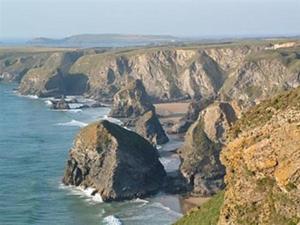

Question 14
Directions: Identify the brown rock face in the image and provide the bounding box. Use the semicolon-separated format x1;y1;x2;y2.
62;120;166;201
109;79;154;118
179;102;237;196
218;88;300;225
109;79;169;145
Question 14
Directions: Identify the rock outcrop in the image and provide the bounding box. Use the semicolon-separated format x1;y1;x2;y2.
179;102;237;196
218;87;300;225
62;120;166;201
109;79;169;145
135;110;169;145
50;97;70;110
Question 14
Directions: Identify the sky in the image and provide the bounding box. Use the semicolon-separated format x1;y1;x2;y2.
0;0;299;40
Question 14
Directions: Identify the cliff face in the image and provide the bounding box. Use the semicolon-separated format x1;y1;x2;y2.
179;102;237;196
2;41;299;106
63;120;166;201
0;52;51;82
19;51;84;97
218;87;300;225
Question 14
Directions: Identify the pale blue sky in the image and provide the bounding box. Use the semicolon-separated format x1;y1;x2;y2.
0;0;299;39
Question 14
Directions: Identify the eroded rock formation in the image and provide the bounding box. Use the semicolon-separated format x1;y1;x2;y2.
109;79;169;145
179;102;237;196
62;120;166;201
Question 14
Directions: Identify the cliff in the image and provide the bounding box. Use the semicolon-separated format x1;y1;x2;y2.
176;86;300;225
2;41;299;107
218;87;300;225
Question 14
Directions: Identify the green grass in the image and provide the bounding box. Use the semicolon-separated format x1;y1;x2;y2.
174;191;224;225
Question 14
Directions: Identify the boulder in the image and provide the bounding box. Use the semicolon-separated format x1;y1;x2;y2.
62;120;166;201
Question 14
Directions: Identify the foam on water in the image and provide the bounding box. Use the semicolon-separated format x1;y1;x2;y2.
56;119;87;127
103;215;122;225
68;103;84;109
25;94;39;99
151;202;183;217
44;100;53;106
159;154;181;172
59;184;103;203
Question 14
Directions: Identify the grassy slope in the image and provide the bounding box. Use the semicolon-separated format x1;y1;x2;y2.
175;191;224;225
229;85;300;139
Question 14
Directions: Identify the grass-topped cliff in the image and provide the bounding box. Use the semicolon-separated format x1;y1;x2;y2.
1;39;300;105
176;86;300;225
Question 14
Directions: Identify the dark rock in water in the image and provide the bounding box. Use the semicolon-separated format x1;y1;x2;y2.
171;97;214;134
50;97;70;110
62;120;166;201
109;79;169;145
90;102;107;108
179;102;237;196
77;104;90;109
109;79;154;118
135;110;169;145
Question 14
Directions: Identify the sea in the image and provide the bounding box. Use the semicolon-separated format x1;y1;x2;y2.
0;83;183;225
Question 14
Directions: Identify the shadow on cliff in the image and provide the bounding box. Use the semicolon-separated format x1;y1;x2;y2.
63;73;89;95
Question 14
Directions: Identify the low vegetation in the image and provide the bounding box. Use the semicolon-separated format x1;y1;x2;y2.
174;191;224;225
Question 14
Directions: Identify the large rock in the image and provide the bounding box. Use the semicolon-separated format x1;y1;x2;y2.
109;79;169;145
62;120;166;201
179;102;237;196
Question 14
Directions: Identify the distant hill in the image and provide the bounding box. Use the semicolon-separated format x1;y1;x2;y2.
27;34;180;48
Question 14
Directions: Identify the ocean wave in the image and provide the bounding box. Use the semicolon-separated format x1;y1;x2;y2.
59;184;103;203
56;120;87;127
151;202;183;217
103;215;122;225
44;100;53;106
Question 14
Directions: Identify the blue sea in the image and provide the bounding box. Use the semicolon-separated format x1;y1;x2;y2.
0;83;182;225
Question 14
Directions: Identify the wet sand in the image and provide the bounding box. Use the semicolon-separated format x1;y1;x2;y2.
179;195;211;213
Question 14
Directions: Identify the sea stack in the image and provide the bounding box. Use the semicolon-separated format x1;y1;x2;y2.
109;79;169;145
62;120;166;201
179;102;237;196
